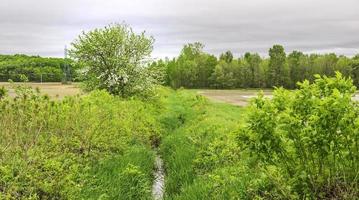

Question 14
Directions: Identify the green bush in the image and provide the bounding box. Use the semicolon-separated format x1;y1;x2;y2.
0;86;6;99
160;75;359;199
240;72;359;199
0;86;161;199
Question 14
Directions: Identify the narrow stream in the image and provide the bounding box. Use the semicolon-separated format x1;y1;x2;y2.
152;154;165;200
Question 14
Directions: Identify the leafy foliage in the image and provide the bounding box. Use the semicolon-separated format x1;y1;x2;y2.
166;43;218;89
1;73;358;199
152;43;359;89
0;54;77;82
0;86;6;99
240;72;359;199
70;23;156;97
158;74;358;199
0;85;162;199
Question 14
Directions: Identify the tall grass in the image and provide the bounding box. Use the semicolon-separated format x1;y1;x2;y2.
2;79;357;199
0;85;161;199
158;89;247;199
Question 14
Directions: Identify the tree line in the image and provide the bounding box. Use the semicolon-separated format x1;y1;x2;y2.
150;43;359;89
0;54;78;82
2;41;359;90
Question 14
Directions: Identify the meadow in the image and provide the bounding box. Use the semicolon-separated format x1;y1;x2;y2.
0;83;161;199
1;23;358;200
0;82;250;199
1;73;358;199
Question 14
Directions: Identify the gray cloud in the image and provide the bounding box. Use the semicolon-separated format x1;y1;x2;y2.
0;0;358;58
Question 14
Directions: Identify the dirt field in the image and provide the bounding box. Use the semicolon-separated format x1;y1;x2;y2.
0;82;82;99
197;89;359;106
3;84;359;105
197;89;273;106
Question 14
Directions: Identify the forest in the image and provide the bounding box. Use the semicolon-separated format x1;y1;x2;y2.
151;43;359;89
0;54;77;82
2;43;359;91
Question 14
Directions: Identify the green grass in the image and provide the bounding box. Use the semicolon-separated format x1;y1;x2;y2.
158;74;359;199
158;89;248;199
0;86;161;199
80;146;155;200
3;84;356;199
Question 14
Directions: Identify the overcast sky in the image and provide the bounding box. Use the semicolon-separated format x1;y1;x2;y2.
1;0;359;58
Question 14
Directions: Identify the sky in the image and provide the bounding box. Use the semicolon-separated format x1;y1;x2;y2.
1;0;359;58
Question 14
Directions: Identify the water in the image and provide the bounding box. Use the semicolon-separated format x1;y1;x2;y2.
152;154;165;200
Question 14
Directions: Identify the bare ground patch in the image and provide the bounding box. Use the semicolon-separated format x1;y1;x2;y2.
0;82;82;99
197;89;359;106
196;89;273;106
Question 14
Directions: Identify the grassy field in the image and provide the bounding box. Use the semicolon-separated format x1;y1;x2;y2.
158;89;249;199
1;86;250;199
1;82;358;199
0;82;82;99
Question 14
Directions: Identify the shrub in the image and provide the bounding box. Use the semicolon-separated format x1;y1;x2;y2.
0;86;6;99
240;72;359;199
0;86;161;199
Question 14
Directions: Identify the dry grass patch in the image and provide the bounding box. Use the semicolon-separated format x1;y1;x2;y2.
0;82;82;99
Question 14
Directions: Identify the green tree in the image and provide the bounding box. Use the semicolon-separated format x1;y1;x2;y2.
335;56;352;77
196;54;217;88
313;53;338;77
211;60;239;88
268;45;288;87
288;50;305;88
243;53;263;88
146;43;359;90
219;51;234;63
148;59;168;85
0;54;74;82
70;23;155;97
170;43;204;88
351;56;359;87
168;43;217;88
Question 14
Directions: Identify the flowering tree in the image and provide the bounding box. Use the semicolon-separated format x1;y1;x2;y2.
70;23;156;97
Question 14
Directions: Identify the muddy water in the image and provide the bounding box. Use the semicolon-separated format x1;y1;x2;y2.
152;154;165;200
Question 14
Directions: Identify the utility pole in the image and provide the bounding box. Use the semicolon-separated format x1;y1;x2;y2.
63;45;71;84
